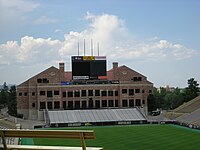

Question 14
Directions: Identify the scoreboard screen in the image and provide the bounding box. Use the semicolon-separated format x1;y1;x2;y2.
72;56;107;80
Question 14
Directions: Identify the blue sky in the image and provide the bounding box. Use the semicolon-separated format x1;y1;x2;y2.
0;0;199;87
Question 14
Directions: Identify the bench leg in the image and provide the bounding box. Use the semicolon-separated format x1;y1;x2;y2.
0;131;7;150
80;133;86;150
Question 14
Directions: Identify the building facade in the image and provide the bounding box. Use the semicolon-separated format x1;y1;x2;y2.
17;62;153;120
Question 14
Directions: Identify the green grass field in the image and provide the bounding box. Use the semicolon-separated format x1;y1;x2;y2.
22;125;200;150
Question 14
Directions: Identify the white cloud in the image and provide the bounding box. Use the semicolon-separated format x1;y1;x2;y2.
33;16;58;25
0;12;198;67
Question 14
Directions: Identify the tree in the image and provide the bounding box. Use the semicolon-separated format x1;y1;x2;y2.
7;85;17;116
183;78;199;102
0;82;9;107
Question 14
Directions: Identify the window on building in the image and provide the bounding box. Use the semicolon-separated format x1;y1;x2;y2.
101;91;107;96
108;91;113;96
142;90;145;93
135;89;140;93
68;101;73;109
54;90;59;95
37;79;42;83
88;90;93;96
102;100;107;107
74;91;80;97
40;91;45;96
47;91;52;98
95;100;100;108
54;101;60;109
142;100;145;105
122;99;128;107
136;99;141;106
40;102;46;109
62;92;66;97
63;101;66;109
67;91;73;97
115;100;118;107
42;78;49;83
95;90;100;96
19;92;22;96
129;89;134;95
129;99;134;107
32;103;35;108
115;91;118;96
81;90;86;97
32;92;35;96
108;100;114;107
149;90;152;93
132;77;142;82
24;92;28;96
75;101;80;108
122;89;127;94
89;98;93;108
82;101;87;108
47;102;52;109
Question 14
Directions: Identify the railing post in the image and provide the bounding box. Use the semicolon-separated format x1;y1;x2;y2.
0;130;7;150
80;132;86;150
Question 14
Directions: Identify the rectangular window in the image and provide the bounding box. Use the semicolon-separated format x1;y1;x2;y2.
67;91;73;97
95;90;100;96
37;79;42;83
135;89;140;93
142;90;145;93
142;100;145;105
24;92;28;96
47;102;52;109
75;101;80;108
89;98;93;108
54;101;60;109
68;101;73;109
122;99;128;107
81;90;87;97
40;91;45;96
149;90;152;93
122;89;127;94
19;92;22;96
115;91;118;96
82;101;87;108
74;91;80;97
132;77;142;81
136;99;141;106
63;101;66;109
102;100;107;107
32;103;35;108
47;91;52;98
40;102;46;109
95;100;100;108
54;90;59;95
42;78;49;83
129;89;134;95
32;92;35;96
108;91;113;96
129;99;134;107
88;90;93;96
101;91;107;96
62;92;66;97
115;100;118;107
108;100;114;107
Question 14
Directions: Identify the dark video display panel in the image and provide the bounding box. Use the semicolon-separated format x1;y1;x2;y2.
72;56;106;80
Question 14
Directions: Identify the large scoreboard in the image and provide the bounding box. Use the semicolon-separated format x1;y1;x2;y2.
72;56;107;80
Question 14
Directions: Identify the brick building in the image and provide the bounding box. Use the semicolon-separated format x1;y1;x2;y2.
17;61;153;121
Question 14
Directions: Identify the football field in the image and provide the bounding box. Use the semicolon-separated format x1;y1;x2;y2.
22;124;200;150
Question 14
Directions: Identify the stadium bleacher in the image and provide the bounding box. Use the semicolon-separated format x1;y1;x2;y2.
48;108;146;127
166;95;200;127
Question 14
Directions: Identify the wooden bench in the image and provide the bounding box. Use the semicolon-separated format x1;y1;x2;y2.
0;129;104;150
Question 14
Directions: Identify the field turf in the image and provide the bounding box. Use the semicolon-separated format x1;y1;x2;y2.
22;125;200;150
